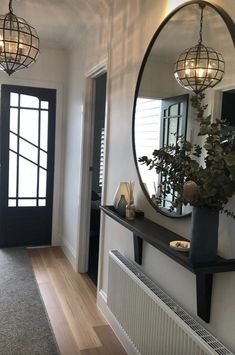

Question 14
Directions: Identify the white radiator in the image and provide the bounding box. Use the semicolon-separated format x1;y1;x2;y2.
107;250;232;355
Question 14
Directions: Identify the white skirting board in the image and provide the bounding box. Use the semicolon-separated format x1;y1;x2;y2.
61;238;77;270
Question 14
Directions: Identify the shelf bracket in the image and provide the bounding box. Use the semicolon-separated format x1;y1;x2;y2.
196;273;213;323
133;234;143;265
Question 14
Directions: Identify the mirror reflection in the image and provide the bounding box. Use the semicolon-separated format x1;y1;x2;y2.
133;2;235;217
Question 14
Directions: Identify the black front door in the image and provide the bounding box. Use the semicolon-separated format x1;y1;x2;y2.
0;85;56;247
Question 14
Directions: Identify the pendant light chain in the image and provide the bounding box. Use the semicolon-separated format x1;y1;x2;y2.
9;0;13;13
198;5;204;44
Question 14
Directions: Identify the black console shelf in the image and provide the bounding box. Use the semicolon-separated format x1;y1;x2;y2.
101;205;235;323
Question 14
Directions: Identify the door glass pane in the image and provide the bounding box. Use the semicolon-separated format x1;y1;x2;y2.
38;199;46;206
20;94;39;109
40;111;48;151
9;133;17;151
169;103;178;117
10;108;18;133
10;93;19;107
8;199;17;207
20;109;39;145
40;151;47;169
18;199;37;207
19;139;38;163
164;119;168;146
18;157;37;197
179;102;183;115
168;117;178;145
164;199;172;210
179;117;183;136
41;101;49;109
169;117;178;135
8;151;17;197
39;168;47;197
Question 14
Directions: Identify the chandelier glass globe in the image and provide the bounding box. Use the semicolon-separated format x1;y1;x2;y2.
0;0;39;76
174;4;225;94
174;43;225;94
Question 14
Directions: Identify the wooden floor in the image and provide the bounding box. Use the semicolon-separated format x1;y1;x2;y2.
28;247;126;355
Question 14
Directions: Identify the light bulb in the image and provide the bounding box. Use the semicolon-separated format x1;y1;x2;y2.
19;43;23;55
185;68;191;76
196;68;204;78
0;36;3;52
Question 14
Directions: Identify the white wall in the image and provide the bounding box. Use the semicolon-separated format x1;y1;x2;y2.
61;15;110;267
139;56;183;98
62;0;235;352
0;47;68;245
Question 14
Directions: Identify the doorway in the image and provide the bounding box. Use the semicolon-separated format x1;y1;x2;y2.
87;73;107;285
0;85;56;247
221;90;235;128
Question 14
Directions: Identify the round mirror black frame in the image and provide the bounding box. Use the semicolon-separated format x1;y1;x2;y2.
132;0;235;218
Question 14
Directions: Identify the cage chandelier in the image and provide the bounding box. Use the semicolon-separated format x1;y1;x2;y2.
174;3;225;94
0;0;39;76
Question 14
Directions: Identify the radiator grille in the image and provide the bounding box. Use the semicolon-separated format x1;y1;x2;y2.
107;250;233;355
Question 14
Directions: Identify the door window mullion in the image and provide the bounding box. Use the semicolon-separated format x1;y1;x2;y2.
9;149;47;171
36;105;41;207
9;130;47;153
16;106;20;207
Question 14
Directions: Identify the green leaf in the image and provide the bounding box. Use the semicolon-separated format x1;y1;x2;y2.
224;153;235;166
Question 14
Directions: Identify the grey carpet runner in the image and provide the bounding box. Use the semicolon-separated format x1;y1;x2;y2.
0;248;60;355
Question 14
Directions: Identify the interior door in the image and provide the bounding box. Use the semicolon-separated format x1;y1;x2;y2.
0;85;56;247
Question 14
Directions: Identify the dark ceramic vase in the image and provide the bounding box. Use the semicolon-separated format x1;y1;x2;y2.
117;194;127;217
189;207;219;265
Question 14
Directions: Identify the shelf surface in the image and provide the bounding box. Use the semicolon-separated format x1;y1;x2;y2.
101;205;235;274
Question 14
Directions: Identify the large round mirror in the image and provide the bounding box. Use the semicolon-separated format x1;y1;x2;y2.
132;0;235;218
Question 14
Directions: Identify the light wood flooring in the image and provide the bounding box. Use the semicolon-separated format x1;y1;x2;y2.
28;247;127;355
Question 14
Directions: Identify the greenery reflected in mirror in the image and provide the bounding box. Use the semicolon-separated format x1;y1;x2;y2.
133;1;235;218
139;92;235;218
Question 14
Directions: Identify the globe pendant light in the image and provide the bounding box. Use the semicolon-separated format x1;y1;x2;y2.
174;3;225;94
0;0;39;76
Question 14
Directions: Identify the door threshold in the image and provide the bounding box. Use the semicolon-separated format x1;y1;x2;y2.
27;245;52;249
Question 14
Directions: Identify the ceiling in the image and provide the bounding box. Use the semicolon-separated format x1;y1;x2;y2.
150;3;234;61
0;0;111;49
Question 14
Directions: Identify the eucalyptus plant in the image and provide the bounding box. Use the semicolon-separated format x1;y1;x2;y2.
139;93;235;216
